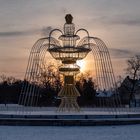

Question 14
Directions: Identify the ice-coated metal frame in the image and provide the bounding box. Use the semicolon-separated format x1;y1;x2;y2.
18;16;121;111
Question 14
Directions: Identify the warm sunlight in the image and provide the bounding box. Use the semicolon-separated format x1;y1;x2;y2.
77;60;85;72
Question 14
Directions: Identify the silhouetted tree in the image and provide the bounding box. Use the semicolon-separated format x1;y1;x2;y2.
76;77;96;107
126;55;140;106
38;64;62;106
0;75;22;104
0;70;97;107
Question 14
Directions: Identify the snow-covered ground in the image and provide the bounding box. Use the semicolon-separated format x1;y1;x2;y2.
0;104;140;115
0;125;140;140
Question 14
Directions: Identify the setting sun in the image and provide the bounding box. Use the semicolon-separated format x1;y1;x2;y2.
77;60;85;72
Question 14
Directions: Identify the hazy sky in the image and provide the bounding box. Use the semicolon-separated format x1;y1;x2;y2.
0;0;140;79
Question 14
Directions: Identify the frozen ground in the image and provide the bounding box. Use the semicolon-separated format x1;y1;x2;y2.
0;125;140;140
0;104;140;115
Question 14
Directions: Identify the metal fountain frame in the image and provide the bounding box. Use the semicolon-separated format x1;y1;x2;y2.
18;14;121;111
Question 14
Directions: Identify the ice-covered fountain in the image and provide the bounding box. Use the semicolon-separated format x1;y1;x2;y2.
18;14;121;112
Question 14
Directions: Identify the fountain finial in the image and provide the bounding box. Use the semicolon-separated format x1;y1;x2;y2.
65;14;73;24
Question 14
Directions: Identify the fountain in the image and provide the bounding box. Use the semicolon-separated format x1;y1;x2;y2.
18;14;121;112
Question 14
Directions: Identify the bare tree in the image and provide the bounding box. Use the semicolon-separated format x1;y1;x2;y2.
39;63;62;89
0;74;17;85
126;55;140;80
126;55;140;106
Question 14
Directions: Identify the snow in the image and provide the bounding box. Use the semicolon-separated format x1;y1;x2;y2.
0;125;140;140
1;104;140;115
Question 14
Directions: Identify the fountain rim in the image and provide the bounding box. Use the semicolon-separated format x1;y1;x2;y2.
48;46;91;53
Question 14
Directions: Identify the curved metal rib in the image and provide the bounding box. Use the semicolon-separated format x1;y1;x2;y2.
81;37;121;108
18;37;60;106
91;37;121;107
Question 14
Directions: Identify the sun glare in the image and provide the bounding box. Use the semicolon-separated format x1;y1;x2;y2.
77;60;85;72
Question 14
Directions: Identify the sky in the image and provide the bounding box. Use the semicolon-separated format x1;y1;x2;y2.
0;0;140;79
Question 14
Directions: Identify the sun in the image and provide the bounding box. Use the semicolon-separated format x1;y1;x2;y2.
76;60;85;72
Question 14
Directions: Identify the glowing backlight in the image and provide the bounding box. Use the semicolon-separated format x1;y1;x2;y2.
77;60;85;72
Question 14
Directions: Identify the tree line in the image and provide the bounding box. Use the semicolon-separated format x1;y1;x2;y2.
0;55;140;107
0;74;96;107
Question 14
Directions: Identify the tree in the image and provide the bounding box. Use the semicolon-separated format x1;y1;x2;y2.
38;63;62;106
76;77;96;107
0;75;22;104
118;76;133;105
83;78;96;106
0;68;97;107
126;55;140;106
0;75;17;85
126;55;140;80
